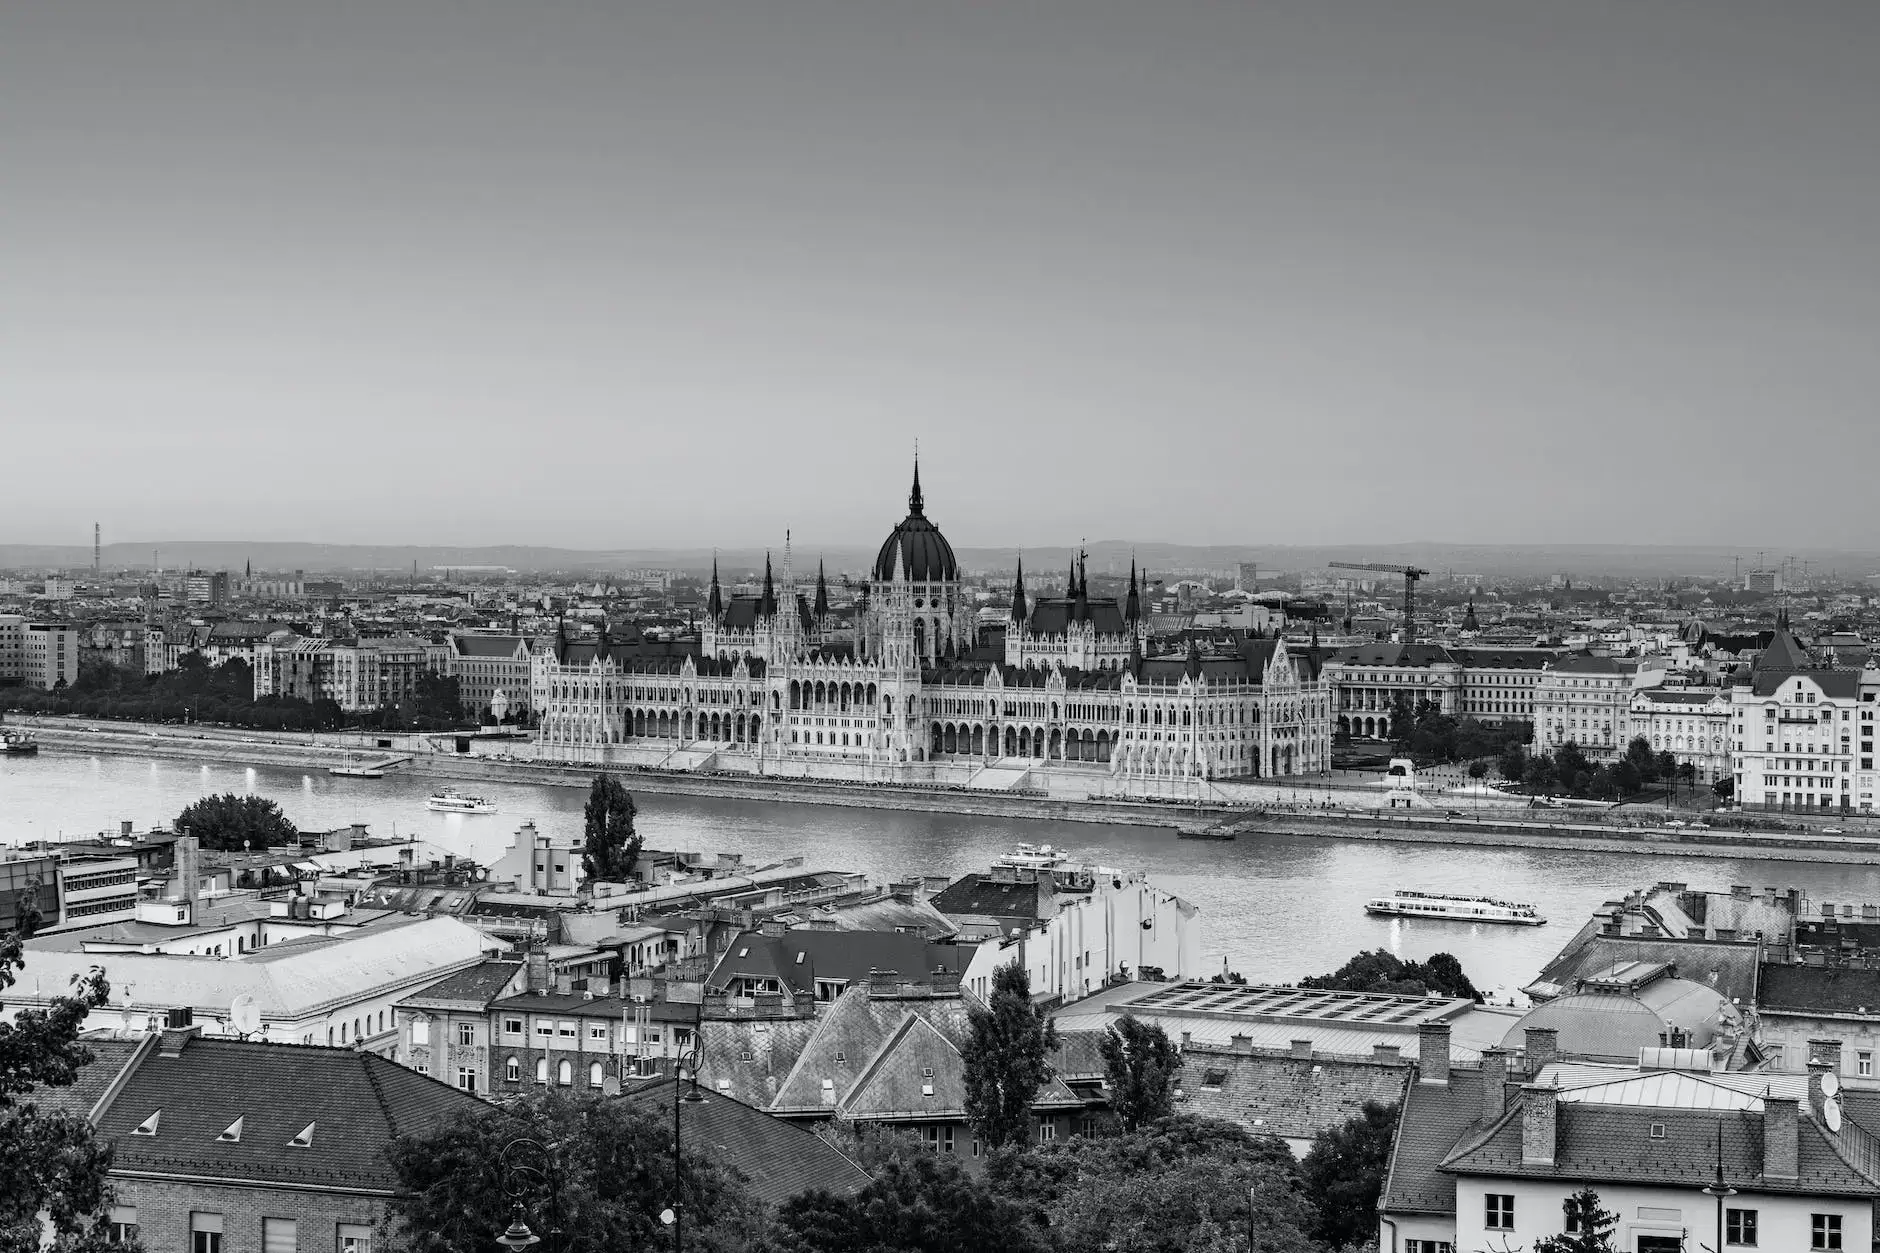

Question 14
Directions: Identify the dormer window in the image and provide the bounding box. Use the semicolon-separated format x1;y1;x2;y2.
288;1123;315;1149
132;1111;160;1136
217;1116;244;1143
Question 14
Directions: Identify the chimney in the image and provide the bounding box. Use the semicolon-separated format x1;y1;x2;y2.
1807;1055;1835;1122
120;820;133;838
758;918;787;938
175;834;201;917
588;977;611;997
868;968;901;997
1524;1026;1559;1077
525;947;551;993
1373;1044;1402;1064
1481;1049;1510;1122
1809;1038;1843;1085
932;968;962;995
1520;1086;1557;1166
158;1024;202;1057
1418;1023;1451;1086
1763;1096;1799;1180
1179;1031;1191;1050
555;974;574;996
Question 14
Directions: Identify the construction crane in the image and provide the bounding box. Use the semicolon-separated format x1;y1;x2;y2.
1329;561;1431;644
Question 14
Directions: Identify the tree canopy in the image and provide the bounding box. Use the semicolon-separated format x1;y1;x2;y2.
580;775;642;883
1300;949;1482;1002
1099;1015;1177;1132
964;960;1060;1151
1299;1101;1398;1250
1533;1187;1620;1253
174;793;299;852
0;899;133;1253
770;1152;1041;1253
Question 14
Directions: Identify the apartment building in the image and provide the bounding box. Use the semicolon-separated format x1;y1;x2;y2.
1532;655;1667;760
23;621;80;690
1729;617;1869;813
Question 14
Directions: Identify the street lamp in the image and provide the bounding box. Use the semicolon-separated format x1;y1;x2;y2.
495;1208;540;1252
498;1137;564;1253
665;1014;708;1253
1701;1126;1737;1253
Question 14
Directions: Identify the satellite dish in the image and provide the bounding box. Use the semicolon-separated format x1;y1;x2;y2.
229;994;261;1037
1825;1095;1843;1132
1822;1070;1841;1097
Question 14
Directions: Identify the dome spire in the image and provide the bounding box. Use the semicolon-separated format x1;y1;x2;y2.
909;448;925;516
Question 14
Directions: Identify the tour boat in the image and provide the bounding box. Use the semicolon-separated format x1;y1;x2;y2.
1364;890;1546;926
329;765;386;778
993;843;1067;871
2;730;39;756
426;788;497;814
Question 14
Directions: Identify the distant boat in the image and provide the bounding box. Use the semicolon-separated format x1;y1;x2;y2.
329;765;385;778
993;843;1067;871
1365;890;1545;926
1179;829;1236;841
426;788;497;814
2;730;39;756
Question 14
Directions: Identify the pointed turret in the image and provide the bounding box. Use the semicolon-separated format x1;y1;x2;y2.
814;559;829;618
595;616;610;662
706;556;724;621
1186;635;1203;679
1462;600;1480;633
554;615;569;662
908;455;925;517
1125;558;1141;623
760;553;777;618
1010;554;1028;625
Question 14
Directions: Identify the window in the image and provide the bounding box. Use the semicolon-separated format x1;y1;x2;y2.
1485;1194;1514;1230
1812;1213;1842;1250
590;1062;605;1088
191;1213;224;1253
456;1067;477;1092
263;1218;298;1253
1038;1119;1057;1143
505;1056;521;1082
337;1224;373;1253
1405;1243;1453;1253
106;1207;137;1245
1860;1052;1873;1079
410;1018;429;1046
457;1022;475;1046
502;1017;524;1036
558;1060;573;1086
1726;1208;1758;1247
589;1024;609;1042
535;1020;554;1040
558;1020;577;1039
535;1057;548;1084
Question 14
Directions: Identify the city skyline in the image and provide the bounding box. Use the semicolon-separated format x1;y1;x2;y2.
5;0;1878;549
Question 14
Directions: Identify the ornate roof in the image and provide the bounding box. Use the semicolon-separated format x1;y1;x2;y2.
872;458;958;584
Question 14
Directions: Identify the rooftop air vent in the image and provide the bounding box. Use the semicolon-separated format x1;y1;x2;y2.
132;1111;160;1136
288;1122;315;1149
217;1116;244;1143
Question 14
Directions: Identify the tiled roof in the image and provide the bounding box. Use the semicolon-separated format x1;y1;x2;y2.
1756;628;1814;673
1025;599;1128;637
94;1034;484;1193
699;1014;821;1108
621;1079;871;1206
704;930;966;998
842;1013;969;1119
1179;1049;1410;1141
397;958;524;1009
1759;963;1880;1016
1325;644;1458;669
27;1035;151;1121
1448;648;1563;670
1749;669;1861;698
930;874;1050;922
1380;1067;1486;1215
771;989;977;1113
451;634;531;659
1527;934;1762;1007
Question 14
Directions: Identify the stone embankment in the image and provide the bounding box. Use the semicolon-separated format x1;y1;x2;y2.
24;719;1880;864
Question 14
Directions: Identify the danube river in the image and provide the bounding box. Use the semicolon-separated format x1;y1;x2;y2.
6;748;1878;998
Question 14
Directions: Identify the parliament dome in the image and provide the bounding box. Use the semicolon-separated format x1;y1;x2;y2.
873;461;958;584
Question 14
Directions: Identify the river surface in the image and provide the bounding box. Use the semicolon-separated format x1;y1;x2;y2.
5;747;1877;1000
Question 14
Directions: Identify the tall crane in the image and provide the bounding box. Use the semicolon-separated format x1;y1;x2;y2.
1329;561;1430;644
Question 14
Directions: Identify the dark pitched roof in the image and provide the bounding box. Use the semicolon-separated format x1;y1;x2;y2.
1180;1049;1410;1141
94;1033;485;1193
1025;598;1128;637
705;930;967;998
397;958;524;1010
1757;626;1814;673
1449;647;1566;670
30;1035;150;1121
1326;643;1457;669
1758;963;1880;1016
1380;1068;1486;1215
1528;935;1762;1007
451;634;531;659
1749;668;1861;698
621;1079;871;1206
929;874;1051;923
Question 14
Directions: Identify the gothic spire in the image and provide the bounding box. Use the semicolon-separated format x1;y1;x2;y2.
908;453;925;517
1125;557;1141;622
1186;634;1203;679
814;559;829;618
1010;554;1028;625
761;552;776;617
706;555;724;621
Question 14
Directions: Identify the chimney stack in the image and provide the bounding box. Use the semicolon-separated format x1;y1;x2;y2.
1807;1056;1835;1122
1418;1023;1452;1086
1281;1037;1305;1058
1481;1049;1510;1122
1763;1096;1800;1180
175;834;201;918
1520;1086;1557;1166
1524;1026;1559;1077
1809;1038;1844;1085
525;947;551;994
1373;1044;1402;1064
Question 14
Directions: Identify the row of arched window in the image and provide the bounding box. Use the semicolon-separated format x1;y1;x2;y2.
504;1056;606;1088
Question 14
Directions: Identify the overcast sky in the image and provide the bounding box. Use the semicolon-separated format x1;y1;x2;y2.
3;1;1875;551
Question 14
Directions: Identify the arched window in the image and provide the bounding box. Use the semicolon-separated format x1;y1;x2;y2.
590;1062;605;1089
536;1058;548;1084
558;1060;573;1086
506;1056;521;1083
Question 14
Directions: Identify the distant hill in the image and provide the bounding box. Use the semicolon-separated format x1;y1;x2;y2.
5;539;1878;582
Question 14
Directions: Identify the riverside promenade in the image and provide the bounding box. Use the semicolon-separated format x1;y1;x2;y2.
17;716;1880;865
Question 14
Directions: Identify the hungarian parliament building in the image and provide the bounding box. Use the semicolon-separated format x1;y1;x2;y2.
531;465;1332;784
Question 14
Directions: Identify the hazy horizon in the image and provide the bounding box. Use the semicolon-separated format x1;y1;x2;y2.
5;1;1876;549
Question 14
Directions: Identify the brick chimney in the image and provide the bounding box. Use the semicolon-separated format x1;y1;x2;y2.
1418;1023;1451;1086
1809;1038;1844;1082
158;1024;202;1057
1524;1026;1559;1077
1520;1086;1557;1166
174;834;201;918
1281;1037;1304;1058
1763;1096;1799;1181
525;946;551;994
1481;1049;1510;1121
868;968;902;997
1373;1044;1401;1063
1807;1058;1833;1122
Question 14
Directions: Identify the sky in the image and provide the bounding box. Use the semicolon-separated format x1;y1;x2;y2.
3;0;1876;552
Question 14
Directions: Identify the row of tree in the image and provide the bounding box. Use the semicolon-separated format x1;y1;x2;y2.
1499;735;1707;802
1382;698;1533;765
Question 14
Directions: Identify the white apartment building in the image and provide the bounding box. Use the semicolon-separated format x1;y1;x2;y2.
959;870;1203;1003
1729;622;1867;813
449;633;537;719
23;622;80;690
1628;687;1733;785
1532;655;1667;760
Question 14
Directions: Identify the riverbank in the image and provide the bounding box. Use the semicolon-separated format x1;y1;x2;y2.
21;719;1880;864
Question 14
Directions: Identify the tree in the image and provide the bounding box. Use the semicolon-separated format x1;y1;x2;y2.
1099;1015;1177;1132
1614;758;1642;795
1467;758;1489;779
1499;742;1528;784
0;895;132;1253
1300;1101;1398;1250
1301;949;1482;1003
580;775;642;883
1532;1186;1620;1253
174;793;298;852
964;960;1059;1151
770;1152;1042;1253
384;1089;760;1253
1525;754;1558;793
1713;775;1735;800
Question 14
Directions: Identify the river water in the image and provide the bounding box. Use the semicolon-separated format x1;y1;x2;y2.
5;748;1877;1000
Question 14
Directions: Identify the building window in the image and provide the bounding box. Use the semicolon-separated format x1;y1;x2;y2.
191;1213;224;1253
337;1224;373;1253
106;1207;137;1245
1860;1052;1873;1078
457;1022;476;1046
1485;1194;1515;1230
590;1062;604;1089
535;1057;548;1084
410;1018;429;1046
1726;1208;1758;1247
558;1060;574;1086
262;1218;298;1253
506;1056;521;1083
1812;1214;1842;1250
503;1017;524;1036
1405;1243;1454;1253
456;1067;477;1092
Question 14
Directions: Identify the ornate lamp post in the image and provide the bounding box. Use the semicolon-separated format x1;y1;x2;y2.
496;1136;565;1253
1701;1126;1737;1253
663;1016;708;1253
